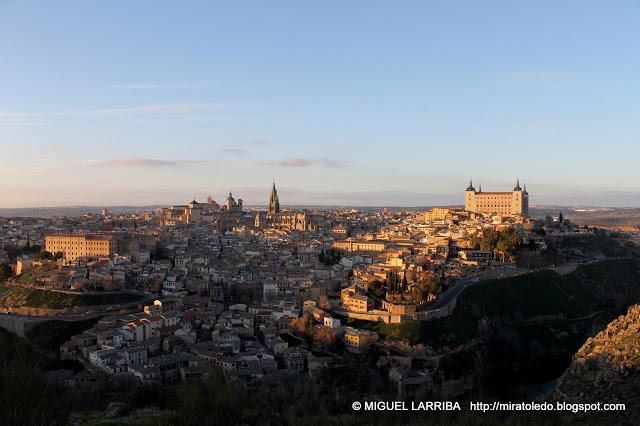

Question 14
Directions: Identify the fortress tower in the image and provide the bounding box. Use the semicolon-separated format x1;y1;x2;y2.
465;178;529;216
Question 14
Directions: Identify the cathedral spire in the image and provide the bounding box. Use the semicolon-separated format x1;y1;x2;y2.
514;178;522;191
269;180;280;214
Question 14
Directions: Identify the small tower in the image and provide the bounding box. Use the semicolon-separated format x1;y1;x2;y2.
269;181;280;214
466;178;475;192
511;178;526;215
513;178;522;191
224;191;236;211
465;179;476;212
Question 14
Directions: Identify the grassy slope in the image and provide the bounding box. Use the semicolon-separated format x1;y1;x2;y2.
420;258;640;347
0;284;143;309
351;258;640;349
70;410;172;426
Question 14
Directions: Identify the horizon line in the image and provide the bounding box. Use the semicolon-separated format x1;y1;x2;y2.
0;203;635;210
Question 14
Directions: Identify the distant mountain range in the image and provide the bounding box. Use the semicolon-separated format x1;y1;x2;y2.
0;206;167;218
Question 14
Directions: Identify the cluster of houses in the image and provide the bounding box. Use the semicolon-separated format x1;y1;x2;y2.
2;203;611;400
57;294;381;388
325;207;573;320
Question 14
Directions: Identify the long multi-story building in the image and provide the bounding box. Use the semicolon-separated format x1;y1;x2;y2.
332;239;386;252
424;208;451;222
45;234;115;261
464;179;529;216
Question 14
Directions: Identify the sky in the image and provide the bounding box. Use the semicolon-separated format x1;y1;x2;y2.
0;1;639;208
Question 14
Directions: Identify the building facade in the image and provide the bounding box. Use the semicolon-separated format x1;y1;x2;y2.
161;199;204;224
332;239;386;252
45;234;116;261
464;179;529;216
341;287;370;312
424;208;451;222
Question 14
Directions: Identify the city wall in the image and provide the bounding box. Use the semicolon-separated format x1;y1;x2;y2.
0;314;46;337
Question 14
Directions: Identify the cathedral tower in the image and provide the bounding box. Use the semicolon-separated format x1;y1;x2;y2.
269;181;280;214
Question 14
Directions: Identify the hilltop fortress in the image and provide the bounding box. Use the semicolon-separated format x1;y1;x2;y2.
465;179;529;216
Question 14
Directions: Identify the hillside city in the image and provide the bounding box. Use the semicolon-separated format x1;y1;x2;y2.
2;178;639;421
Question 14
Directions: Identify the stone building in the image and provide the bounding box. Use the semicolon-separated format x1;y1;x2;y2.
161;199;204;224
45;234;115;261
223;192;243;213
464;179;529;216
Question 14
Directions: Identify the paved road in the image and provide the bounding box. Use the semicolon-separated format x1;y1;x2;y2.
428;267;528;311
420;256;612;318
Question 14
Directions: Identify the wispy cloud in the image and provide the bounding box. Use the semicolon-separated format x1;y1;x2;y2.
0;112;31;120
51;102;242;117
0;111;42;126
0;101;261;125
278;158;312;167
81;157;207;168
274;157;348;168
128;116;234;125
317;157;349;168
111;81;213;91
252;140;270;146
219;148;246;155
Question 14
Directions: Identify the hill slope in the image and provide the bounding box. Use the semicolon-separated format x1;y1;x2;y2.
421;258;640;347
0;284;144;309
552;304;640;423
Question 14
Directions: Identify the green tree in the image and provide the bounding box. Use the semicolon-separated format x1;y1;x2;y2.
368;280;386;299
319;248;341;266
397;320;421;344
168;369;255;425
474;228;521;258
0;263;12;282
0;329;71;426
35;251;59;261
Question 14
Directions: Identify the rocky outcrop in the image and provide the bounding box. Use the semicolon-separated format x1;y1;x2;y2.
552;304;640;422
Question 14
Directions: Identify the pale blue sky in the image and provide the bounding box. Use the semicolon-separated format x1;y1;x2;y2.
1;1;639;207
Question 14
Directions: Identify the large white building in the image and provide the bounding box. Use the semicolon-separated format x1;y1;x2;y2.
464;179;529;216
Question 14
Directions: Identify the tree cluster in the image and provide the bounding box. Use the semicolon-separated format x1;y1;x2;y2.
0;263;11;282
385;269;407;294
37;251;64;261
318;248;341;266
474;228;521;256
411;275;441;304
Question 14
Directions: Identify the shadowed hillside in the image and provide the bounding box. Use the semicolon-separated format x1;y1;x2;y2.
551;304;640;423
416;258;640;397
0;284;144;309
421;259;640;347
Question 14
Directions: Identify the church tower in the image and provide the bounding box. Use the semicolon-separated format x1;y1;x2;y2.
269;181;280;214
